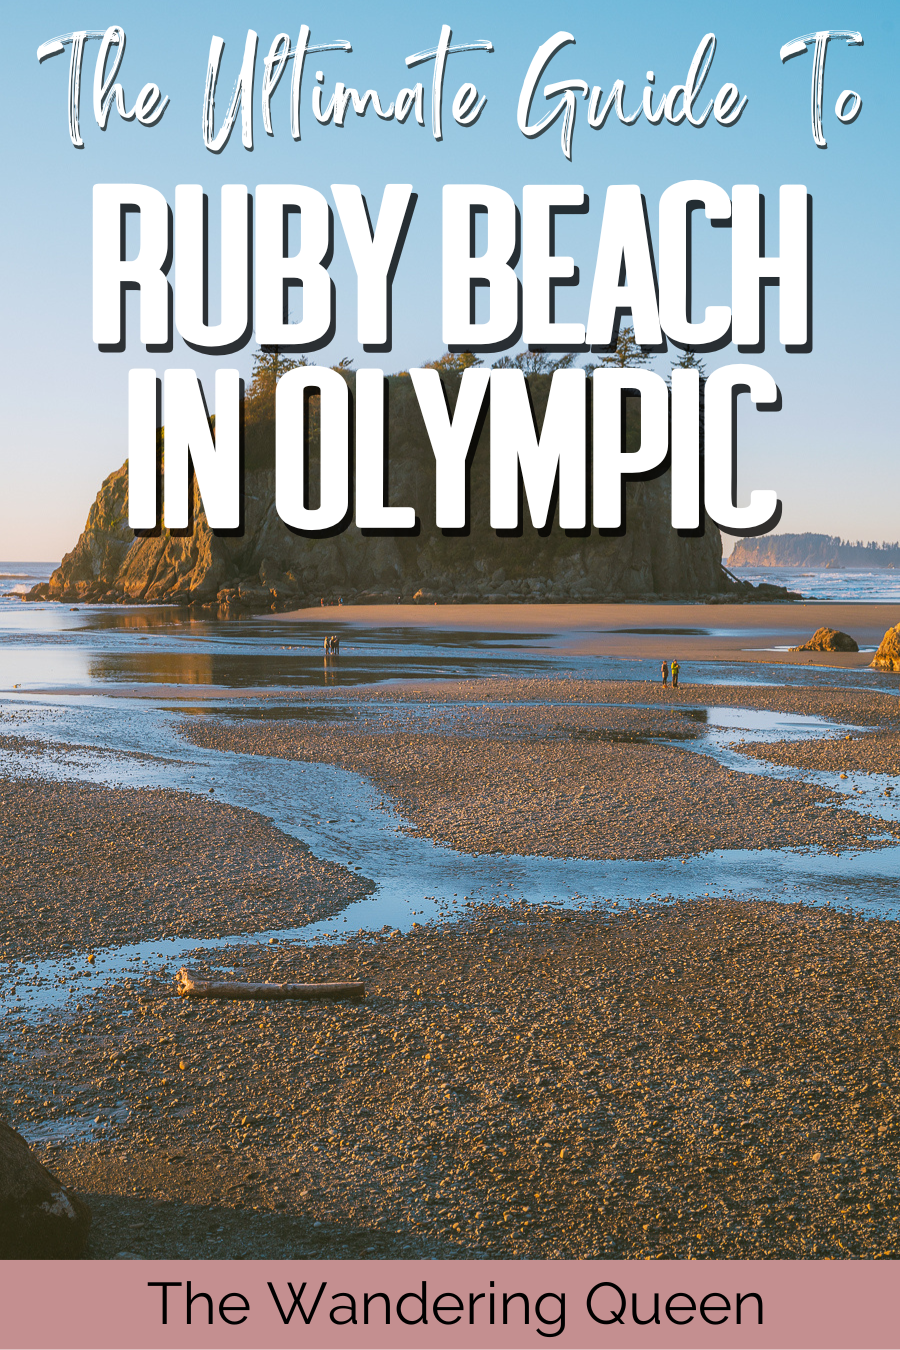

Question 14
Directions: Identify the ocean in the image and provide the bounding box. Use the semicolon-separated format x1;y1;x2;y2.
0;561;56;609
727;564;900;604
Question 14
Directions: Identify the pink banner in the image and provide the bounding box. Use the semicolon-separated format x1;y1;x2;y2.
1;1259;896;1349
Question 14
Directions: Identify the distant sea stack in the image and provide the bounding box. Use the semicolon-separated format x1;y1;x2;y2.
730;534;900;570
31;374;794;611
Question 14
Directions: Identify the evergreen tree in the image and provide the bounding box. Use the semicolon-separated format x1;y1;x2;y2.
667;348;707;437
585;325;652;373
251;347;307;384
423;351;484;373
669;348;708;379
244;347;353;423
491;350;577;374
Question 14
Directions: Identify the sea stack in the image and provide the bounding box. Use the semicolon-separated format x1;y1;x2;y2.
30;375;740;609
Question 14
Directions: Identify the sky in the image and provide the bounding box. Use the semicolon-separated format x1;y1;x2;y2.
1;0;896;560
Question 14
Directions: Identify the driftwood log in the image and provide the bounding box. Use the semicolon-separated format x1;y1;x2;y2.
176;968;364;1002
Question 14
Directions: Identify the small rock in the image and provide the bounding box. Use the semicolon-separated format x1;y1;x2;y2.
790;628;859;654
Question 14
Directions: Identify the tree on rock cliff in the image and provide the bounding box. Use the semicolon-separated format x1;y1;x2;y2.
423;351;483;372
245;348;354;424
669;348;707;435
245;348;306;422
491;350;577;373
586;324;652;372
670;348;708;378
252;346;306;382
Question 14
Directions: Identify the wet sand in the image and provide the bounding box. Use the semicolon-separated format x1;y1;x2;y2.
0;772;371;963
18;602;900;704
274;601;900;668
7;899;900;1260
184;680;900;861
2;668;900;1260
737;728;900;780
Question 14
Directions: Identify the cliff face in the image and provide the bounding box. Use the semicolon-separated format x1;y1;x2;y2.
35;373;738;610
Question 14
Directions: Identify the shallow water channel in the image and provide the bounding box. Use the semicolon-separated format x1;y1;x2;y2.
2;691;899;1034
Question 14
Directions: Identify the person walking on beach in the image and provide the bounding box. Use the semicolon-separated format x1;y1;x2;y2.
671;659;680;689
333;635;340;655
661;660;669;688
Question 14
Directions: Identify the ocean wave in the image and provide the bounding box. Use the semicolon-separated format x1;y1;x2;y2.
735;566;900;602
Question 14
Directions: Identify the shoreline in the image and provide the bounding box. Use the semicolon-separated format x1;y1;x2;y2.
3;599;898;702
271;601;898;668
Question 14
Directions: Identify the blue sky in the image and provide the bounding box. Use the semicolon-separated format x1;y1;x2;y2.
1;1;896;559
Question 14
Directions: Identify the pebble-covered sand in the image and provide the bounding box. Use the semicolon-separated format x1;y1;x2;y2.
0;774;371;963
2;674;899;1260
6;899;900;1260
737;728;900;780
183;681;900;861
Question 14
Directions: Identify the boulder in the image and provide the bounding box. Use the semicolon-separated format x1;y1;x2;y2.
791;627;859;653
872;623;900;672
0;1121;91;1258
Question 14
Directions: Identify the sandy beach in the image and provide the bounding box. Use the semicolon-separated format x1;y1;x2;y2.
6;896;900;1260
183;680;900;861
1;602;899;1260
0;770;371;964
273;600;899;667
24;601;900;702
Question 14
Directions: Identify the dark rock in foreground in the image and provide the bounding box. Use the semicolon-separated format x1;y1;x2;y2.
0;1120;91;1258
27;374;795;610
791;627;860;653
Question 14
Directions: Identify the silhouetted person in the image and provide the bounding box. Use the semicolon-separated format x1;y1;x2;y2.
661;660;669;688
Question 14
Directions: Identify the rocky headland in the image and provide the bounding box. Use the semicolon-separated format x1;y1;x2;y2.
731;533;900;570
28;375;794;610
